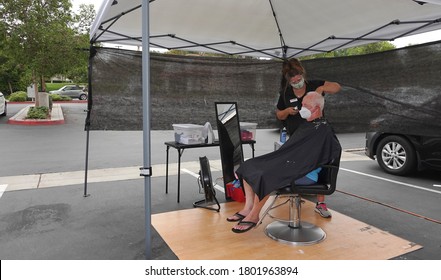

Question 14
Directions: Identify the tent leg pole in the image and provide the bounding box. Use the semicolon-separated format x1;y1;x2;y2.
83;124;90;197
142;0;152;260
83;43;95;198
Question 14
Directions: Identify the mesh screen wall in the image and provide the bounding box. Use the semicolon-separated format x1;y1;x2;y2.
88;41;441;136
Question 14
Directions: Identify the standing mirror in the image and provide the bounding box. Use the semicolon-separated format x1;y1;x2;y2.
215;102;244;199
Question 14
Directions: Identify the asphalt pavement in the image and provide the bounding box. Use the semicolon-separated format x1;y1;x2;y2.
0;102;440;260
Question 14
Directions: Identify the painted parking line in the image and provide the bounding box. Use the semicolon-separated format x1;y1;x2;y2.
0;184;7;199
181;168;225;193
340;168;441;195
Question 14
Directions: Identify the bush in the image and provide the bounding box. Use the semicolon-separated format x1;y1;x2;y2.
26;106;49;119
8;91;28;102
50;94;72;101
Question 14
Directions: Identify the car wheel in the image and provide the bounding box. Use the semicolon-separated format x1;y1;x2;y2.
79;94;87;100
376;135;416;175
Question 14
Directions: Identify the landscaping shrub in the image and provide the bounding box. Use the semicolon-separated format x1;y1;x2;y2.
8;91;28;102
50;94;72;101
26;106;49;119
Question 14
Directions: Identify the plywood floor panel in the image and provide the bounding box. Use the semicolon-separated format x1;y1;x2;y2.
152;199;421;260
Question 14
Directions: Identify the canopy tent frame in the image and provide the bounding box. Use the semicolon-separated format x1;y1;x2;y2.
87;0;441;259
91;1;441;59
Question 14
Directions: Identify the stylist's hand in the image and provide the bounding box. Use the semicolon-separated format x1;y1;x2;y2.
315;87;324;94
286;106;298;115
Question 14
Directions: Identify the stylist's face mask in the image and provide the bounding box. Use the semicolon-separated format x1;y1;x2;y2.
299;107;312;119
290;77;305;89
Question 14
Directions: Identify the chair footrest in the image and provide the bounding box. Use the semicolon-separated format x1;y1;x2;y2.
265;221;326;245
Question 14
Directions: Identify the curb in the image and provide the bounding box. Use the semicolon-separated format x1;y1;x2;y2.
7;104;65;126
6;100;87;104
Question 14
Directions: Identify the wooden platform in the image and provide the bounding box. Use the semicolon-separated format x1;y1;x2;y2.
152;199;422;260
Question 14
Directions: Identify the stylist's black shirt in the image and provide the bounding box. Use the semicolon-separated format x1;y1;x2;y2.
276;80;325;135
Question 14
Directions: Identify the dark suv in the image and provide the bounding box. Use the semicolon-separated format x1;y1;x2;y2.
365;132;441;175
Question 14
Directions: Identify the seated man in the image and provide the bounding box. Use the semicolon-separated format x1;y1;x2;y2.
227;91;342;233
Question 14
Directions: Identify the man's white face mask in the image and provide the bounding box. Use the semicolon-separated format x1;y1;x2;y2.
299;107;312;119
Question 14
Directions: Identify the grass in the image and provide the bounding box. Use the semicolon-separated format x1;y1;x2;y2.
45;83;86;92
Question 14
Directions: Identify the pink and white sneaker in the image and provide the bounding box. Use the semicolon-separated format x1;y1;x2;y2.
315;202;332;218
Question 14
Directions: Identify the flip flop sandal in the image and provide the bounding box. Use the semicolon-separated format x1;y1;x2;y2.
232;221;257;233
226;212;245;222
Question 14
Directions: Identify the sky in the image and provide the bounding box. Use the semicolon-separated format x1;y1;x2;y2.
72;0;441;49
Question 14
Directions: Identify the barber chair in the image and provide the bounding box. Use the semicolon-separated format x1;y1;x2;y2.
258;161;339;245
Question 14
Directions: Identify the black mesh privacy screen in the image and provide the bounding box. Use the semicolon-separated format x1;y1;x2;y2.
88;42;441;137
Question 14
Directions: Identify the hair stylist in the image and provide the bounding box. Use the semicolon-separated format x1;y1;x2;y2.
276;58;341;136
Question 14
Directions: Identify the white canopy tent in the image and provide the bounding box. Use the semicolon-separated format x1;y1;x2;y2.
91;0;441;58
89;0;441;259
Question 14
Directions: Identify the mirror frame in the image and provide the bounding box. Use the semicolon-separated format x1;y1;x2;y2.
215;102;244;199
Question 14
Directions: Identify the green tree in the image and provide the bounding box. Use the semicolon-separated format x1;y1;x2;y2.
301;41;396;59
73;4;96;35
66;4;96;83
0;0;80;102
0;9;30;94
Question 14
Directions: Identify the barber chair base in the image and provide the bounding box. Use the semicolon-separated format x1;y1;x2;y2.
265;221;326;246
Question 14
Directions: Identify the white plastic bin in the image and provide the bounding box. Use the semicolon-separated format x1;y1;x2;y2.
173;124;205;144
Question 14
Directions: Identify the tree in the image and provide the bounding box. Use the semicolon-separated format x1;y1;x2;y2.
0;0;80;103
73;4;96;35
0;48;29;95
66;4;96;83
0;5;30;94
165;49;259;60
301;41;396;60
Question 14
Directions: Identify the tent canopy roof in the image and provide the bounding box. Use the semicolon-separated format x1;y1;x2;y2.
90;0;441;58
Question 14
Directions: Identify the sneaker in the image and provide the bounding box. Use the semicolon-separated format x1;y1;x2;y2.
315;202;332;218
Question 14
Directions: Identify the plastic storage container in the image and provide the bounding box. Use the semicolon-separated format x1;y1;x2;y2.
240;122;257;141
173;124;205;144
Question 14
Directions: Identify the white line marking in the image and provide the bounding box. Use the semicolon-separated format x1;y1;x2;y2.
181;168;225;193
181;168;199;177
433;184;441;188
340;168;441;195
0;184;7;199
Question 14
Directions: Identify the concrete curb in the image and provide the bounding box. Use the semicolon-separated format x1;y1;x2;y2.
0;151;368;192
6;100;87;104
7;104;65;125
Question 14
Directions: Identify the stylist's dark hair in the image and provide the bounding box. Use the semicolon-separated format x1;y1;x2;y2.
279;58;306;92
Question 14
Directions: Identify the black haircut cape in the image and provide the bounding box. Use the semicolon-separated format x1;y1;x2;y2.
236;119;342;200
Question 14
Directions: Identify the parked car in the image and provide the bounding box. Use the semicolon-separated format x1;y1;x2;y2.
49;85;87;100
0;91;7;116
365;131;441;175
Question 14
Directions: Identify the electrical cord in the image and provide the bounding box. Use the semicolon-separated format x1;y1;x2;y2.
336;189;441;225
